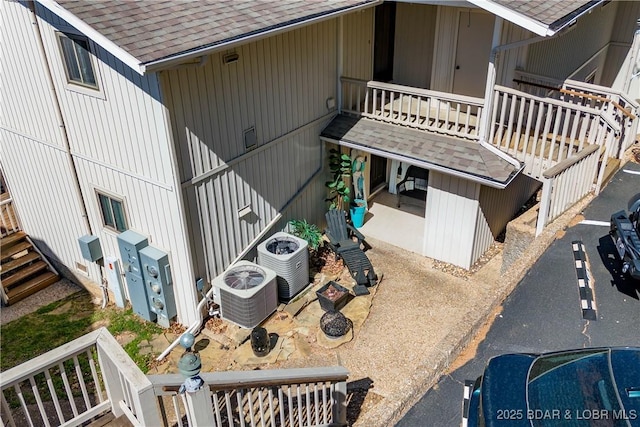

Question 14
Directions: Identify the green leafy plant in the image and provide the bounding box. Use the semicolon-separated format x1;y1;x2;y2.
325;148;352;210
289;219;323;251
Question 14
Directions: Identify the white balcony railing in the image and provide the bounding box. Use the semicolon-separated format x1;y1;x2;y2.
341;78;484;140
489;85;620;180
0;328;349;427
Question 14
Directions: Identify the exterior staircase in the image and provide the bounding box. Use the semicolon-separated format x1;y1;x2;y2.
1;231;59;305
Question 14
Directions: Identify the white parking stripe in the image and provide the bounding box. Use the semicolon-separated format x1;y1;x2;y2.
579;220;610;226
623;169;640;175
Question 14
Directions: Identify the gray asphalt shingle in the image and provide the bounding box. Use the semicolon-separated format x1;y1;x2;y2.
321;115;518;184
53;0;376;64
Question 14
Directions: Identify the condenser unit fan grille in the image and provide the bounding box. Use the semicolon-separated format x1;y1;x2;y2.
266;238;299;255
224;265;265;290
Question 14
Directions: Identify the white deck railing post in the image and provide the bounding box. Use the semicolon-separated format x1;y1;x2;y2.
332;380;348;426
183;387;216;426
536;177;553;237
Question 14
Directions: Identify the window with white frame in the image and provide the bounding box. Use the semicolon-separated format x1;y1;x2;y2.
57;33;98;89
97;192;128;232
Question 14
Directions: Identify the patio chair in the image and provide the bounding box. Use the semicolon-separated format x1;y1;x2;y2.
325;209;378;295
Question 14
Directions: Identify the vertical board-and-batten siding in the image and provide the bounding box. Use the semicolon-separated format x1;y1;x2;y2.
342;8;374;81
1;1;63;148
423;172;480;269
2;1;198;324
162;20;337;279
430;6;459;92
393;3;437;89
0;0;98;279
472;174;541;264
525;2;618;81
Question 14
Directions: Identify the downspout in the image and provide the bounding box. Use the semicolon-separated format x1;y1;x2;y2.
337;16;344;114
28;2;107;306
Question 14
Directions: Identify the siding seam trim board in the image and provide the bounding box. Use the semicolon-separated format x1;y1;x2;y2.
183;111;335;187
1;126;67;153
69;151;174;191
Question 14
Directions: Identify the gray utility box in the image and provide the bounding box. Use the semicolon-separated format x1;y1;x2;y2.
139;246;176;328
78;235;103;262
117;230;156;322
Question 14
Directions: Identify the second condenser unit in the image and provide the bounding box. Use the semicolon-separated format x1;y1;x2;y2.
212;261;278;329
257;232;309;302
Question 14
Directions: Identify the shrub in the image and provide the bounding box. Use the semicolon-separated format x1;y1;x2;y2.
289;219;323;251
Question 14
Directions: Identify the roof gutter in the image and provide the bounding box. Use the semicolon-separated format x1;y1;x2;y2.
320;136;519;189
467;0;605;37
143;0;382;73
37;0;145;75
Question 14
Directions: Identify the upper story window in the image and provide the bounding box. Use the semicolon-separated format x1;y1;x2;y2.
97;191;128;232
57;33;98;89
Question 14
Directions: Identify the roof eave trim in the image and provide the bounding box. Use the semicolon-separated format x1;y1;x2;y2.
466;0;553;37
37;0;146;75
320;135;517;189
143;0;382;73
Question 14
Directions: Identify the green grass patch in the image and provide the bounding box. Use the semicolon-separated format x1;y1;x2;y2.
1;290;162;374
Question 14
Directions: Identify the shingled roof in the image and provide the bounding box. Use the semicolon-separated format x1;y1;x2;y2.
41;0;378;72
468;0;605;36
37;0;604;74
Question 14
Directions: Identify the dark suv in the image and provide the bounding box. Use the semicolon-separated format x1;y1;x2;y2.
610;196;640;281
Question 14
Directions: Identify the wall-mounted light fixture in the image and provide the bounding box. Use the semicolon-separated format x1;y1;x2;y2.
223;52;239;64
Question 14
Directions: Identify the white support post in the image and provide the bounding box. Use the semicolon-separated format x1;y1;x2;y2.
536;177;553;236
332;380;348;426
337;16;344;114
184;387;216;426
479;17;503;142
594;145;609;195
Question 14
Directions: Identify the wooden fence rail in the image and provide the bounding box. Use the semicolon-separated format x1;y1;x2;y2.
149;366;349;427
0;193;20;237
1;328;348;427
536;144;602;235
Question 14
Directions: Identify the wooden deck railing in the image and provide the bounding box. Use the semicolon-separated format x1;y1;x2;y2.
514;71;639;159
0;327;160;427
341;78;484;140
0;328;349;427
489;85;620;180
150;367;348;427
535;144;602;235
0;193;20;237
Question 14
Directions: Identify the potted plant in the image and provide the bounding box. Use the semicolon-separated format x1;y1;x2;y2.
349;199;367;228
316;281;350;312
325;148;351;211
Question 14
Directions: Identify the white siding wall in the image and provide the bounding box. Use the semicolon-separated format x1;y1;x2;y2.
162;20;337;280
472;174;541;263
496;22;532;88
0;132;101;282
342;8;374;80
423;172;480;269
393;3;437;89
1;1;198;325
525;2;618;81
1;0;96;278
430;6;459;92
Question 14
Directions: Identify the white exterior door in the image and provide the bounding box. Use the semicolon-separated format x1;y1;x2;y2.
452;10;494;97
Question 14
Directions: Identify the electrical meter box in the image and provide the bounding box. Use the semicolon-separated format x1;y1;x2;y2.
139;246;175;328
116;230;156;322
78;235;102;262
